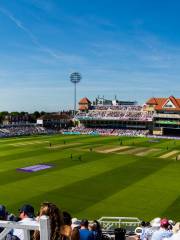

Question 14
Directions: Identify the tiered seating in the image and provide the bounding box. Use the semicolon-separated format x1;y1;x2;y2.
0;126;57;137
76;105;153;121
69;127;149;136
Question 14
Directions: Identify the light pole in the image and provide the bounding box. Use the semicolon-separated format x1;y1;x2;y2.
70;72;81;116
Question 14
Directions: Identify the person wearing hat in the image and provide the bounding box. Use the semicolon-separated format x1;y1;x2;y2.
167;222;180;240
71;218;81;230
143;218;161;240
11;204;36;240
151;218;172;240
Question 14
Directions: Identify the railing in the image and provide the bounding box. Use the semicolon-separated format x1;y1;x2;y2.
153;113;180;119
98;216;141;230
0;216;50;240
0;216;141;239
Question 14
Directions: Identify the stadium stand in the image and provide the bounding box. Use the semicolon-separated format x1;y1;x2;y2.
76;105;153;121
75;96;180;137
0;126;57;138
66;127;149;137
76;99;154;135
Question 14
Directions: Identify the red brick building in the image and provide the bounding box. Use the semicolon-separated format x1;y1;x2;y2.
145;96;180;135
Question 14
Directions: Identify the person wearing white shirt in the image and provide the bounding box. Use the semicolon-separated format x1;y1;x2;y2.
12;204;37;240
151;219;172;240
164;222;180;240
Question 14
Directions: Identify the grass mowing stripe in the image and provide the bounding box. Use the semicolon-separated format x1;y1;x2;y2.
0;145;89;170
51;135;100;144
0;141;48;152
0;141;86;163
0;135;52;144
4;154;136;213
0;147;50;162
0;152;110;186
8;156;171;216
81;161;180;220
163;195;180;220
0;134;180;219
0;134;89;146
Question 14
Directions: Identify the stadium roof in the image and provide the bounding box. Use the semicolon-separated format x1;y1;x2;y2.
79;97;91;104
146;96;180;111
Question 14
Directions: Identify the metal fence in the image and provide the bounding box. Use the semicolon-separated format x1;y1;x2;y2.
98;216;141;230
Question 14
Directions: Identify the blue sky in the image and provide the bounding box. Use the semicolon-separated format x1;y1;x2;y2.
0;0;180;111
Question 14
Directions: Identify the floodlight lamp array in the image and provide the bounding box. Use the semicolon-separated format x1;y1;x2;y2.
70;72;81;83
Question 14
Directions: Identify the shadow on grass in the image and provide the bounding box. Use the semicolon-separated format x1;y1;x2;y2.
0;152;109;187
162;195;180;220
9;157;171;216
0;141;87;163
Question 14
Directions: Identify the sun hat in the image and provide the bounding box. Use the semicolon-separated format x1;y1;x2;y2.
169;220;175;226
150;217;161;227
135;227;143;235
173;222;180;234
71;218;81;229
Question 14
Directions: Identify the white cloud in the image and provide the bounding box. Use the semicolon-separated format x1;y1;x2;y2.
0;6;86;65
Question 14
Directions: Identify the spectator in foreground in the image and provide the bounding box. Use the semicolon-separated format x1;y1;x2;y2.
71;218;81;230
89;221;102;240
93;220;102;240
0;205;8;233
61;213;71;240
139;221;146;240
61;211;80;240
12;204;36;240
33;202;64;240
151;218;172;240
143;217;161;240
0;205;7;220
71;227;80;240
165;222;180;240
79;219;94;240
71;218;81;240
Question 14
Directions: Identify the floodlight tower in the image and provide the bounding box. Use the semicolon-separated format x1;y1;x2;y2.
70;72;81;116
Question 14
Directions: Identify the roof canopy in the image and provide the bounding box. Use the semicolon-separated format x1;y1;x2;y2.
79;97;91;104
146;96;180;111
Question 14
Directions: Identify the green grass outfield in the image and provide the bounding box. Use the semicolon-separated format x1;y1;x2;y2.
0;134;180;221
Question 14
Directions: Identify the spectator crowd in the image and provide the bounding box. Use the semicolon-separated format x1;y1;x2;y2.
0;203;102;240
0;203;180;240
0;126;58;138
67;127;149;137
76;106;153;121
133;218;180;240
